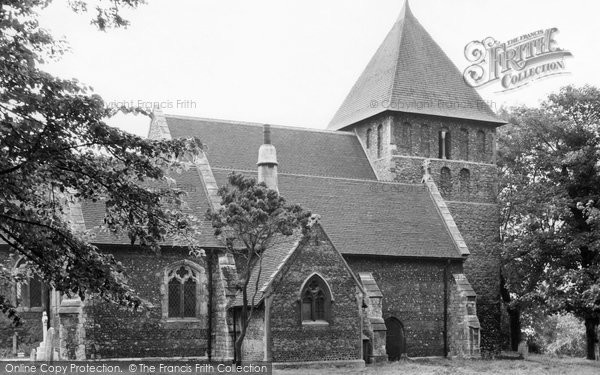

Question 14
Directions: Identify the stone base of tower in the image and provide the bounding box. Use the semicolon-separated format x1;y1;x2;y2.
369;148;504;355
446;201;502;355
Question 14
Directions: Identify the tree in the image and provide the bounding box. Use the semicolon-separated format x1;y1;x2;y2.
1;0;203;323
496;105;571;351
498;85;600;359
206;173;311;363
522;312;587;356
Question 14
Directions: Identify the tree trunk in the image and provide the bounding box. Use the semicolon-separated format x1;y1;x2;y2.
584;317;599;360
234;334;245;365
234;253;259;365
500;272;522;351
235;298;248;365
235;309;248;365
508;306;522;351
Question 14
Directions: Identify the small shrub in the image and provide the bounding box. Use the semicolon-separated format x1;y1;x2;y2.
528;342;542;354
523;312;586;357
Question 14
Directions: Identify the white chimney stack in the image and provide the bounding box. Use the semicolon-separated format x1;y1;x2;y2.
257;125;279;193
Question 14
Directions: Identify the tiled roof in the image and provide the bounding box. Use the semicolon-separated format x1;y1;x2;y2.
81;168;221;248
233;232;303;307
358;272;383;298
165;115;377;180
212;169;462;259
454;273;477;298
328;2;504;130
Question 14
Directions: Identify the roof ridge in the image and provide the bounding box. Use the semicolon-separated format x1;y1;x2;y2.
352;128;381;180
396;0;412;22
164;114;356;136
422;174;470;257
392;6;494;113
327;2;504;130
388;1;410;101
211;167;425;187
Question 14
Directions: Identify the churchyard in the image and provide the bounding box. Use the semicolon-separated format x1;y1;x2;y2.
275;355;600;375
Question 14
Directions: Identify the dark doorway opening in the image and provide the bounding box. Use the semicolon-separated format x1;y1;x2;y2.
363;338;372;364
385;317;406;361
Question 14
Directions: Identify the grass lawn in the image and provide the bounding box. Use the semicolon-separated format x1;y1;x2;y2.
274;355;600;375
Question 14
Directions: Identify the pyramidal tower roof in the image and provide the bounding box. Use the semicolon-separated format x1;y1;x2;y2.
328;1;503;130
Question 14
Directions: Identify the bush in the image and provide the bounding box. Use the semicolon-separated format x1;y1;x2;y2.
523;312;586;357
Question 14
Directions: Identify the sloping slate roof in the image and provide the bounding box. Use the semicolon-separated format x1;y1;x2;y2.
358;272;383;298
233;232;303;307
454;273;477;297
81;168;221;248
328;2;503;130
165;115;377;180
212;169;462;259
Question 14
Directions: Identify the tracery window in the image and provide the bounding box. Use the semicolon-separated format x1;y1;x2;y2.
13;259;45;310
163;262;203;319
300;275;331;323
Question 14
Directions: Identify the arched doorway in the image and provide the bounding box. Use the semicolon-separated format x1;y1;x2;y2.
385;317;406;361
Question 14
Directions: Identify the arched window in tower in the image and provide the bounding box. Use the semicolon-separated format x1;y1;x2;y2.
438;129;451;159
459;168;471;196
377;124;383;158
440;167;452;197
400;122;412;154
366;128;372;149
460;128;469;160
162;261;204;319
300;274;332;323
476;130;486;161
13;258;45;310
419;124;430;157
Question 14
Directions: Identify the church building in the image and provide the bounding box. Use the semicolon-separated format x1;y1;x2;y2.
0;2;505;365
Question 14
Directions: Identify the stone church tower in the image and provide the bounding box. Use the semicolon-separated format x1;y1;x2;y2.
328;2;505;352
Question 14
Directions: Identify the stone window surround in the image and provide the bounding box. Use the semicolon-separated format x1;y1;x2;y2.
389;154;495;167
440;166;453;194
11;257;46;312
362;116;495;166
438;128;451;159
159;259;206;323
466;299;476;316
386;115;495;163
469;326;480;355
298;272;334;326
399;122;412;148
459;168;471;194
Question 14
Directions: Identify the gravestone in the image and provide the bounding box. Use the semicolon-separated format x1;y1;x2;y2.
45;328;55;361
517;340;528;358
36;312;48;360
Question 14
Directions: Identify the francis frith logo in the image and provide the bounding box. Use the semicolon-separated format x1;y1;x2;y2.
463;27;572;92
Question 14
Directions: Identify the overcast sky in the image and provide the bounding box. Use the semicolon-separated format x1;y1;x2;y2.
39;0;600;137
